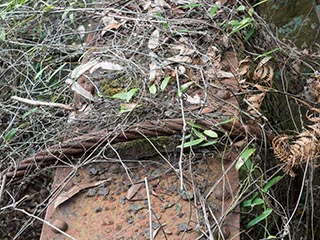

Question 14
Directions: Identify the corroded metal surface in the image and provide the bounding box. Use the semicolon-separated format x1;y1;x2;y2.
41;155;239;239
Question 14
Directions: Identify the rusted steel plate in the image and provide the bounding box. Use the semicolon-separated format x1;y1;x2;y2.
41;154;239;239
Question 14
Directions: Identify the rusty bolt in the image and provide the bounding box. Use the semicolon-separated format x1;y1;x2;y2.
214;225;230;239
51;219;68;233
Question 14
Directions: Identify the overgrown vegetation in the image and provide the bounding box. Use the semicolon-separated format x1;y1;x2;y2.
0;0;319;239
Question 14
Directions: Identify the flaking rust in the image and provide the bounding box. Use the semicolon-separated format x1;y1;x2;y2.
41;154;239;240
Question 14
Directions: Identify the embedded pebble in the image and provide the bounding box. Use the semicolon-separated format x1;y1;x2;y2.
87;188;97;197
130;203;143;212
98;187;109;196
51;219;68;233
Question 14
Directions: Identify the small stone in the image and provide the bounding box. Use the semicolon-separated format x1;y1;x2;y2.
51;219;68;233
177;212;185;218
179;190;194;201
98;187;109;196
86;188;97;197
127;217;134;224
120;196;126;205
130;204;143;212
89;167;98;175
177;222;191;232
95;207;103;213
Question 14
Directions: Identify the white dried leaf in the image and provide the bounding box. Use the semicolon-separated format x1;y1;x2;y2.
217;70;234;78
148;29;160;49
65;78;95;102
176;0;197;4
171;45;195;55
154;0;170;8
186;94;203;104
126;183;142;200
77;25;86;39
89;61;124;74
178;65;186;74
71;60;99;80
166;55;192;64
149;62;158;82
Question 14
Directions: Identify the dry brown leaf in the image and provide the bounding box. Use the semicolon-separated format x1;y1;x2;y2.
257;56;272;68
101;16;124;36
246;92;265;117
238;59;251;76
54;179;110;209
127;183;142;200
65;79;96;102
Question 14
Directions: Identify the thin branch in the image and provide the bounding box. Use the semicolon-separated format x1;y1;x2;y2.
11;96;73;111
175;67;186;191
145;177;153;240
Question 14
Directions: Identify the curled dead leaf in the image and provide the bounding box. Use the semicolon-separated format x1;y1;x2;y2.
126;183;142;200
89;61;124;73
65;79;96;102
238;59;251;76
71;60;99;80
54;179;110;209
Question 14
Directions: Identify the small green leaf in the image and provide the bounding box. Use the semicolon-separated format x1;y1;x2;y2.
179;81;193;93
254;48;281;61
203;130;218;138
193;129;206;139
244;26;255;42
4;128;19;142
34;66;49;81
149;84;157;95
184;134;192;140
242;199;253;207
267;236;277;239
178;138;205;148
112;88;138;102
160;76;171;91
47;63;67;83
228;20;240;26
262;176;282;193
247;208;272;228
179;3;202;8
252;0;268;8
200;140;217;147
252;197;265;206
22;107;38;119
237;5;246;11
248;7;254;16
209;5;218;16
187;122;203;129
217;118;236;125
242;192;259;207
236;148;256;171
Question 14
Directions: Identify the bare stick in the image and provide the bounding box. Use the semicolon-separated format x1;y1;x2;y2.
0;173;6;202
11;96;73;111
145;177;153;240
175;67;186;191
